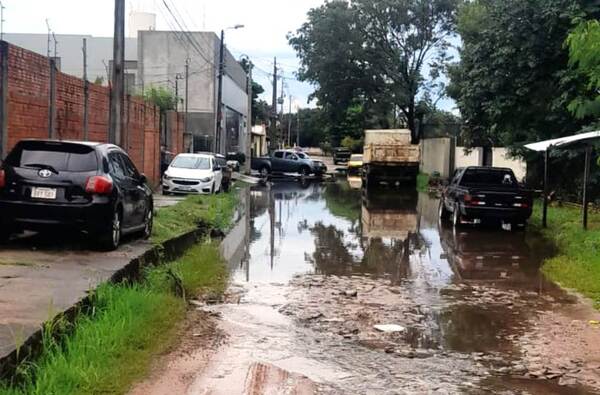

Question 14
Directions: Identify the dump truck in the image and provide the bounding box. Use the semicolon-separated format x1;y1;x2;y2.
362;129;420;187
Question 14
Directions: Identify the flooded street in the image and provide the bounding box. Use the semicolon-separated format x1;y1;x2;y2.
140;178;600;394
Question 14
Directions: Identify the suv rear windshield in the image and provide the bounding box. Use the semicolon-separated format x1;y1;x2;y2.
5;141;98;172
460;169;517;187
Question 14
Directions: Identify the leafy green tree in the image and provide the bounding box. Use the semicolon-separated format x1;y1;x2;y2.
143;86;177;112
566;19;600;119
447;0;586;150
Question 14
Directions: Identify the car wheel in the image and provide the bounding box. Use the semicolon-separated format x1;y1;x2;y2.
259;166;270;178
99;209;121;251
142;206;153;239
0;226;11;244
452;203;462;228
438;200;450;221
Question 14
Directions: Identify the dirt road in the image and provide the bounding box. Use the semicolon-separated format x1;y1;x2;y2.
132;180;600;394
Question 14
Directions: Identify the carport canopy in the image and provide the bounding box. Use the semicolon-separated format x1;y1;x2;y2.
524;131;600;229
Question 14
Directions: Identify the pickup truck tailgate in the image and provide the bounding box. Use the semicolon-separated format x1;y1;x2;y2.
469;188;531;208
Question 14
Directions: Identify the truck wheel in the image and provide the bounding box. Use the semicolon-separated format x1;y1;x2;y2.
452;204;462;228
438;201;450;221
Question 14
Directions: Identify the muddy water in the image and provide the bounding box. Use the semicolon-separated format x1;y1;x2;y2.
190;179;600;394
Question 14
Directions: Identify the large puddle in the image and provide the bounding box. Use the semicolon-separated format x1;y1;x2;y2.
193;178;600;394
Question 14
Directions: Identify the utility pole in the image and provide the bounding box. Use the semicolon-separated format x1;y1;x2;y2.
245;60;252;173
47;24;56;139
280;80;285;147
270;57;277;151
52;32;57;59
45;19;51;58
83;38;89;140
287;96;292;146
215;29;225;154
184;58;190;152
175;73;183;112
0;2;5;42
297;109;300;147
109;0;125;146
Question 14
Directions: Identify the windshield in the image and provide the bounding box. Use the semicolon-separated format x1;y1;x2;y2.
170;156;211;170
460;169;517;186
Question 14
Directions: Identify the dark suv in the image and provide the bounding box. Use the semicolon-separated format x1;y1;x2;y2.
0;140;153;250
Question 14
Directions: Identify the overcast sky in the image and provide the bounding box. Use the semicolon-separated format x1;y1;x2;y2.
2;0;455;113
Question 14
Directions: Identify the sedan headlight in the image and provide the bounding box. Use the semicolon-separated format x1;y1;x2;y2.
200;176;214;182
163;173;172;180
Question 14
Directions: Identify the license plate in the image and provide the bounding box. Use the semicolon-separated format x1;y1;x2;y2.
31;187;57;200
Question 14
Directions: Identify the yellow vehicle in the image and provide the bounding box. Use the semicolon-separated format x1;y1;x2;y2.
347;154;363;175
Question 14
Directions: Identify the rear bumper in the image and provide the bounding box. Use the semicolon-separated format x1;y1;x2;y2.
460;204;532;222
0;197;114;233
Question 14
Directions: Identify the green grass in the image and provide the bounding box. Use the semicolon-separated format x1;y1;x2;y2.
152;190;239;244
417;173;429;192
531;202;600;306
0;193;237;394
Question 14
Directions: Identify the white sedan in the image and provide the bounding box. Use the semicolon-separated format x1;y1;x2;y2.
162;153;223;195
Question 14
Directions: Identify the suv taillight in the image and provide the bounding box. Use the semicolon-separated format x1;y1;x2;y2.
0;170;5;189
85;176;113;195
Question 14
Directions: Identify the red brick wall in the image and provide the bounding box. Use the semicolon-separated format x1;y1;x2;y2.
2;43;182;186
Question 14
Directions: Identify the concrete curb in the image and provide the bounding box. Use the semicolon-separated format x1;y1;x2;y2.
0;223;212;381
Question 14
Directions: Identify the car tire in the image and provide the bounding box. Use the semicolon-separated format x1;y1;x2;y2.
259;166;270;178
142;206;153;239
452;203;462;228
300;166;310;177
438;200;450;221
98;209;121;251
0;226;11;244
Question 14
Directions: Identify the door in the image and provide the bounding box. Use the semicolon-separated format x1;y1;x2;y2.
119;153;147;226
284;152;299;172
212;158;223;191
271;151;284;172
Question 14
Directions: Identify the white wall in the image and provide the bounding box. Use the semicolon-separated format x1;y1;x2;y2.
420;138;452;178
492;148;527;181
455;147;483;168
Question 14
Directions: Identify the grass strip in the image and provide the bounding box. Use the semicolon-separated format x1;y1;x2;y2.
152;191;238;244
0;190;239;395
530;202;600;306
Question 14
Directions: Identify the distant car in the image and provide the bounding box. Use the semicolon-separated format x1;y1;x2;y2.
0;139;153;250
347;154;363;174
162;153;223;195
439;166;533;229
333;147;352;165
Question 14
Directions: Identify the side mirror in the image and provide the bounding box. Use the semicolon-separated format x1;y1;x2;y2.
214;165;221;171
139;174;147;184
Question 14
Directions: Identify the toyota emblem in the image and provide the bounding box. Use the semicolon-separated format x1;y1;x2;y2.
38;169;52;178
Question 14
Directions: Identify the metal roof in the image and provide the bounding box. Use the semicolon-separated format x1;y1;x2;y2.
524;131;600;152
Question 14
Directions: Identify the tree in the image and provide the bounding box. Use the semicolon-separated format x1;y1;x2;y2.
566;19;600;119
447;0;586;150
93;76;104;85
288;1;392;146
355;0;459;143
143;86;177;112
289;0;459;144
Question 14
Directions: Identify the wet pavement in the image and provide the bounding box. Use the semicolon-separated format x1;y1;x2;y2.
140;178;600;394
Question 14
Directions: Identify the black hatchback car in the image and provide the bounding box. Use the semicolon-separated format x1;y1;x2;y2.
0;140;153;250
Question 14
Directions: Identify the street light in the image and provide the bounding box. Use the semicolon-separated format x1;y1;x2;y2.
215;24;245;154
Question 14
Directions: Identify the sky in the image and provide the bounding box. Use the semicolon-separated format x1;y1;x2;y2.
1;0;456;114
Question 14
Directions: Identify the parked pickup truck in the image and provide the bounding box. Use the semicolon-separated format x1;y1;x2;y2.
251;149;326;177
439;166;533;229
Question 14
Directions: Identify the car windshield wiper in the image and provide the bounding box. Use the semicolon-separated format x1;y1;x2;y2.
23;163;59;174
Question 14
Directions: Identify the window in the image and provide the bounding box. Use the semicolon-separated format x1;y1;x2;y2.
274;151;284;159
108;153;126;179
284;152;296;160
170;155;211;170
7;141;98;172
460;169;517;186
119;154;140;178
